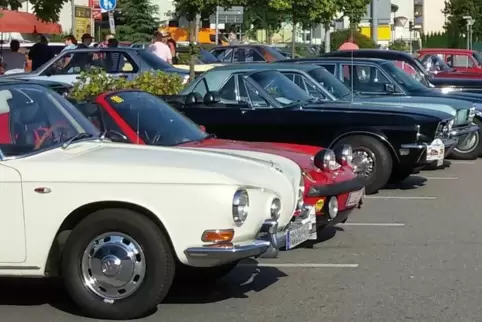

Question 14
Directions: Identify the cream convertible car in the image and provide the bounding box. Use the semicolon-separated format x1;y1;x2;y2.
0;82;306;319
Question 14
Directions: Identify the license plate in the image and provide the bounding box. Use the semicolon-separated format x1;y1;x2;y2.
426;138;445;161
346;188;364;207
286;222;311;249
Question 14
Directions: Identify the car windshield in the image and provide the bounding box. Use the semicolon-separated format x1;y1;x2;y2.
0;84;99;158
199;48;221;63
382;61;429;93
249;70;312;106
105;91;207;146
421;55;452;72
138;50;172;70
307;67;351;99
473;52;482;66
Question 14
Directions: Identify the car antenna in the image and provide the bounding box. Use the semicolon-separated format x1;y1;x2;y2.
350;50;354;107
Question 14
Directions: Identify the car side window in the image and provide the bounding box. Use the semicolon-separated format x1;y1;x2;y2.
239;77;270;108
342;64;392;93
218;76;237;101
233;48;246;62
321;64;336;75
300;75;326;100
192;78;209;97
212;49;233;63
453;54;475;68
246;49;265;62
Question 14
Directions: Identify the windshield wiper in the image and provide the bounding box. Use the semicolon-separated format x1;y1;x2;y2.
62;132;97;149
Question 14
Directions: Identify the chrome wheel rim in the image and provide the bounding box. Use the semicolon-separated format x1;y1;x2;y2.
81;232;146;300
352;148;376;178
455;132;479;153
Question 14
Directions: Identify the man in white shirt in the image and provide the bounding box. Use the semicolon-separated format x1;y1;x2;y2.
1;40;27;74
148;31;172;64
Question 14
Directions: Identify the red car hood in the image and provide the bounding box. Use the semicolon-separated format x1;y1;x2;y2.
181;138;322;170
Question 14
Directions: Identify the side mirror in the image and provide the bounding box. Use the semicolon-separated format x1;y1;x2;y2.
199;125;206;132
384;83;396;93
203;91;221;104
184;93;198;105
104;130;129;143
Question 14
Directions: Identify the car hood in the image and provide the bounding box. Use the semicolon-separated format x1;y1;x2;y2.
173;63;224;72
7;141;301;198
302;101;453;120
352;95;470;125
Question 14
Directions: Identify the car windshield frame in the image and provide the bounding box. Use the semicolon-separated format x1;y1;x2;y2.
248;70;312;106
199;48;221;63
0;84;100;160
104;91;208;146
307;67;351;99
382;61;430;93
473;52;482;66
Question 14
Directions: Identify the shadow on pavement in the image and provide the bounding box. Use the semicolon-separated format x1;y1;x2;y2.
166;259;287;304
383;175;427;190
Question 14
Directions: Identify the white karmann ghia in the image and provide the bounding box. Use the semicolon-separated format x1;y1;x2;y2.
0;82;306;319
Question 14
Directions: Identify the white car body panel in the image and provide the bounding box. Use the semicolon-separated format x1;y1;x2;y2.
0;141;300;274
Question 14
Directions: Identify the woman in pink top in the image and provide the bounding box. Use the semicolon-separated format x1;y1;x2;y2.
148;31;172;64
338;34;359;51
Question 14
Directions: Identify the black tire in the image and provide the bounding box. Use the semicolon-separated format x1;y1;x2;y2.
450;118;482;160
334;135;393;194
175;261;239;283
388;168;412;184
61;208;174;320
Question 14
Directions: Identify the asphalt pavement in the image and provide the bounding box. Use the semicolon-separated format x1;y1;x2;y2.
2;159;482;322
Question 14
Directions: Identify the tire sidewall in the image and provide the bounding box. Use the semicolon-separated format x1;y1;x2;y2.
335;135;393;194
451;118;482;160
62;209;174;319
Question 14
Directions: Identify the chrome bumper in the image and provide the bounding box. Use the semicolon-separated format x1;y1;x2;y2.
184;219;279;261
450;123;480;137
401;137;458;150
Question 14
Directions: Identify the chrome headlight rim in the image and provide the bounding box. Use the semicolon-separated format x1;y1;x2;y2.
313;149;340;172
327;196;339;219
334;144;353;166
232;189;249;226
270;197;281;220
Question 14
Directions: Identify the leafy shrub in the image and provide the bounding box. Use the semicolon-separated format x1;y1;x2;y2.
389;40;409;51
70;67;185;101
330;29;376;50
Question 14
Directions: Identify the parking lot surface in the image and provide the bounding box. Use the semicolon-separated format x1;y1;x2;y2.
1;159;481;322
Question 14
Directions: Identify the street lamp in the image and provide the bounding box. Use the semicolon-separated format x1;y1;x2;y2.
463;16;475;50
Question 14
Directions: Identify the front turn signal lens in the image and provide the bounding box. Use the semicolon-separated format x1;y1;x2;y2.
201;229;235;243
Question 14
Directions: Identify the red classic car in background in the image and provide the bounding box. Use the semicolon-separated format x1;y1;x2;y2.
73;90;365;242
417;48;482;74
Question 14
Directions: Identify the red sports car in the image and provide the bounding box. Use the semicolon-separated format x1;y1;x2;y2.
73;90;365;239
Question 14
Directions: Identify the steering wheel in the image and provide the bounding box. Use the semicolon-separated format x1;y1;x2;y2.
34;123;70;150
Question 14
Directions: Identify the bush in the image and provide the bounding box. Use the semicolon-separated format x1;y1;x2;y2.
389;39;409;51
70;67;185;101
330;29;376;50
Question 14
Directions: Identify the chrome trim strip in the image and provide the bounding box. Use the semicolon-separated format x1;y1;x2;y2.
0;265;40;270
450;124;479;137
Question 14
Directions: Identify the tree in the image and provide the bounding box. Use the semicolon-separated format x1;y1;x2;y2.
339;0;370;29
173;0;242;80
116;0;159;43
269;0;340;57
243;1;288;44
443;0;482;43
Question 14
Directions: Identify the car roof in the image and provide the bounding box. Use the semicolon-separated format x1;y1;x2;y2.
285;57;388;63
418;48;474;53
62;47;139;53
321;49;415;59
207;62;320;72
211;44;272;50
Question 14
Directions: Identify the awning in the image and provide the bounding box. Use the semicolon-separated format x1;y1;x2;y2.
0;10;62;34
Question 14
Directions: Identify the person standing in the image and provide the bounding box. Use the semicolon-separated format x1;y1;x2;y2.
228;32;239;45
77;33;94;48
338;34;359;51
1;40;27;74
148;31;172;64
62;35;77;52
166;33;177;64
28;35;54;71
99;34;115;48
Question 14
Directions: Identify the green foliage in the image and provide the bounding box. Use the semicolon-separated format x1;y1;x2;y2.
70;68;184;101
443;0;482;43
330;29;376;50
389;39;409;51
243;0;289;42
421;32;451;48
116;0;160;43
28;0;68;22
340;0;370;27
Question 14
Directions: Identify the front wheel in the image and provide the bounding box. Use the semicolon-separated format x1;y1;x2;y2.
450;118;482;160
334;135;393;194
61;208;175;320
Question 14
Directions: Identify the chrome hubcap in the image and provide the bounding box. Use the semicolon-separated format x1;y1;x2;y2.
81;232;146;300
352;149;375;178
455;132;479;153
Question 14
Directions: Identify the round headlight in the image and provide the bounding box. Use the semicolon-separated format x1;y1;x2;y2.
233;189;249;226
328;197;339;219
270;198;281;220
335;144;353;166
313;149;339;172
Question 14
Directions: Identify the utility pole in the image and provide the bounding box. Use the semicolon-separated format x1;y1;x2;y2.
463;16;475;50
371;0;378;44
215;6;219;44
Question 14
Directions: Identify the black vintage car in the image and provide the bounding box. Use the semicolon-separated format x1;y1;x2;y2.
167;68;458;194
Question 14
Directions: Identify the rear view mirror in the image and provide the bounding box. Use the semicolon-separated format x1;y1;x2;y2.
203;91;221;104
384;83;396;93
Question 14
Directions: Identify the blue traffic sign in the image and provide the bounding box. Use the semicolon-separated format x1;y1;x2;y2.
100;0;116;11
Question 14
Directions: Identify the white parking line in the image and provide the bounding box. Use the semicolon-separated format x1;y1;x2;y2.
366;196;436;200
338;223;405;227
423;176;458;180
450;160;476;164
239;263;359;268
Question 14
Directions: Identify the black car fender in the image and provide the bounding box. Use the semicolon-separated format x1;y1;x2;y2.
328;130;400;163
